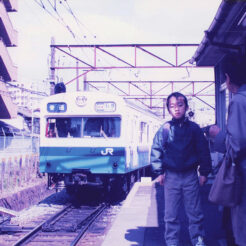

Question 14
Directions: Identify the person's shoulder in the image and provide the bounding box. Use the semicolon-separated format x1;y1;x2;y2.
155;125;163;135
234;91;246;103
157;121;170;132
230;92;246;109
163;121;171;130
186;119;201;130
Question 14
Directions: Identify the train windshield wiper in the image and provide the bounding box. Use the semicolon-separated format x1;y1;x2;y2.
100;126;108;139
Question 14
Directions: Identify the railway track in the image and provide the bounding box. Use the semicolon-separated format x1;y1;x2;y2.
1;203;107;246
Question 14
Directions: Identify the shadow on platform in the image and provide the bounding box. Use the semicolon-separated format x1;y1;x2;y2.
124;184;227;246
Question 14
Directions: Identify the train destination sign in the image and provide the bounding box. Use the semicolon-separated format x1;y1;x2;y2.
95;102;116;112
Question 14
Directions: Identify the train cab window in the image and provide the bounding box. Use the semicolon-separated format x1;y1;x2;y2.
69;118;81;137
83;117;120;138
56;118;71;137
46;119;57;138
46;118;81;138
45;117;120;138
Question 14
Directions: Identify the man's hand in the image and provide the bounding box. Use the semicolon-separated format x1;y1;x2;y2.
153;174;165;185
199;175;207;186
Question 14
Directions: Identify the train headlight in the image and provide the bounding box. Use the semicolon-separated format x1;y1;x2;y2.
113;162;118;169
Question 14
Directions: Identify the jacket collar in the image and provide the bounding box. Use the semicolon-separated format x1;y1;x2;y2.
171;116;188;126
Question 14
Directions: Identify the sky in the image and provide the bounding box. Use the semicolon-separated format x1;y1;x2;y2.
9;0;222;87
6;0;224;125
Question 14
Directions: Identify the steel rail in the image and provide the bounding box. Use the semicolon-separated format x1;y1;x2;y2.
13;204;72;246
12;203;107;246
70;203;107;246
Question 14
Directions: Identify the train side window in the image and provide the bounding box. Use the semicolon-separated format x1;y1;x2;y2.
140;121;147;143
131;117;138;143
147;124;149;143
130;119;134;142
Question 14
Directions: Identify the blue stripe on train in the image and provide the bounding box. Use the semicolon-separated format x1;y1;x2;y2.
40;146;150;174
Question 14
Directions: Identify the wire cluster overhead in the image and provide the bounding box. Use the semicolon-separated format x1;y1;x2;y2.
32;0;145;85
32;0;96;43
6;82;48;97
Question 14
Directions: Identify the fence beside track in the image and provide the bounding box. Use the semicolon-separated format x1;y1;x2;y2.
0;136;45;197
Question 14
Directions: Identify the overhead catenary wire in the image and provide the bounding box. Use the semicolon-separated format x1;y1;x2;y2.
60;0;97;40
60;1;148;85
31;0;144;90
46;0;76;38
35;0;96;65
60;1;136;80
5;82;48;97
33;0;62;25
31;0;121;64
32;0;81;40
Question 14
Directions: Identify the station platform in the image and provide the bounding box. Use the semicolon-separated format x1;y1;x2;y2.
102;179;228;246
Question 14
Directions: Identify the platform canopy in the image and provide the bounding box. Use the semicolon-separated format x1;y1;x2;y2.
191;0;246;66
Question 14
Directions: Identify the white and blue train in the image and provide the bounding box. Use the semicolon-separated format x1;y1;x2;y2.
39;91;163;194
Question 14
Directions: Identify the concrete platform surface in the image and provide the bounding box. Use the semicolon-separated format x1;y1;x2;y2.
102;180;228;246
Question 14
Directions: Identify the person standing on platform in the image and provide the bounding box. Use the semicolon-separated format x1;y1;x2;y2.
150;92;212;246
209;54;246;246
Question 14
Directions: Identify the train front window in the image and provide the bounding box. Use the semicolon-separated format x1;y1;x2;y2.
46;117;81;138
83;117;120;138
45;117;121;138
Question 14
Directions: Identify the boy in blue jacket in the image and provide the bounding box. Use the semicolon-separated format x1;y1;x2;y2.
151;92;212;246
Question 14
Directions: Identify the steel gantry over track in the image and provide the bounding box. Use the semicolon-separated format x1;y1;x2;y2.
50;43;215;118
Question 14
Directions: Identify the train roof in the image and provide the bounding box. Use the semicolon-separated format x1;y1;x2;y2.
191;0;246;66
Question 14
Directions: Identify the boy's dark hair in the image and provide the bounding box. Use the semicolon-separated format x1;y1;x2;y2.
222;53;246;86
166;92;188;110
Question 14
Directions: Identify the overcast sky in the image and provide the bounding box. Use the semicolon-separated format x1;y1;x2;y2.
9;0;222;88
